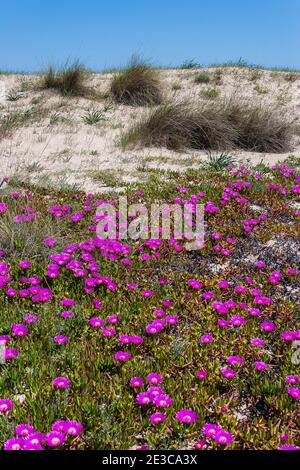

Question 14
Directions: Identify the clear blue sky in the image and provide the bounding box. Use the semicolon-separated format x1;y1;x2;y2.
0;0;299;72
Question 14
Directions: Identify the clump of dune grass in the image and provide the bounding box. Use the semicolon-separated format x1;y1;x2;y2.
195;72;210;84
110;57;162;106
41;61;87;96
121;99;293;153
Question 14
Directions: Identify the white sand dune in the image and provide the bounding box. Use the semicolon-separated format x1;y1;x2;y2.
0;67;299;192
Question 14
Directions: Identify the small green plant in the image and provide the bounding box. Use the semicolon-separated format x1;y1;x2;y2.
82;109;106;125
6;90;22;102
194;73;210;84
110;56;162;106
202;152;235;171
200;87;220;99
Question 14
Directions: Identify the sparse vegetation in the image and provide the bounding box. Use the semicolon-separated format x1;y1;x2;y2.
0;107;47;141
122;99;293;153
110;57;162;106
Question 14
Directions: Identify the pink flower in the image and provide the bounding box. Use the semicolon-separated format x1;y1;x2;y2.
197;369;207;380
176;409;198;423
220;368;237;380
150;412;166;424
200;333;214;344
130;377;144;388
288;387;300;399
254;361;269;371
147;373;163;385
114;351;131;362
214;429;233;445
53;377;70;389
0;399;13;413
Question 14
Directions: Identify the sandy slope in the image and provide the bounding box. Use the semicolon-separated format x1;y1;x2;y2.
0;67;299;192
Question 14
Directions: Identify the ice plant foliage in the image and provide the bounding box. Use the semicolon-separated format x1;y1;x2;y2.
0;159;299;449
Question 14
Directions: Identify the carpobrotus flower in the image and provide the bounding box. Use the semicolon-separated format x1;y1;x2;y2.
64;421;83;436
150;412;166;424
147;373;163;385
53;377;71;389
45;431;66;447
197;369;207;380
287;387;300;399
176;409;198;424
114;351;131;362
0;399;13;413
4;438;24;450
154;394;173;408
130;377;144;388
214;429;233;445
15;424;35;437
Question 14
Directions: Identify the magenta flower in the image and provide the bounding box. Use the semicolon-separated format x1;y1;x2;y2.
45;431;66;447
15;424;35;437
251;337;265;347
176;409;198;424
147;386;165;400
53;377;71;389
12;323;29;337
136;392;152;405
278;445;300;450
61;310;75;318
44;237;57;247
197;369;207;380
227;356;244;366
0;399;13;413
52;420;67;432
130;377;144;388
220;368;237;380
19;260;32;269
153;394;173;408
147;373;163;385
2;348;19;359
142;290;153;297
64;421;83;436
150;412;166;424
202;423;221;437
61;299;75;307
4;438;24;450
114;351;131;362
286;375;299;385
287;387;300;399
194;439;207;450
214;429;233;445
200;333;214;344
254;361;269;371
260;321;276;332
54;335;69;344
101;327;116;337
89;317;105;328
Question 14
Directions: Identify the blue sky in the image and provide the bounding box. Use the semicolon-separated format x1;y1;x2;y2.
0;0;299;72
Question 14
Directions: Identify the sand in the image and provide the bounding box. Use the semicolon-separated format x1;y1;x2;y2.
0;67;299;192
